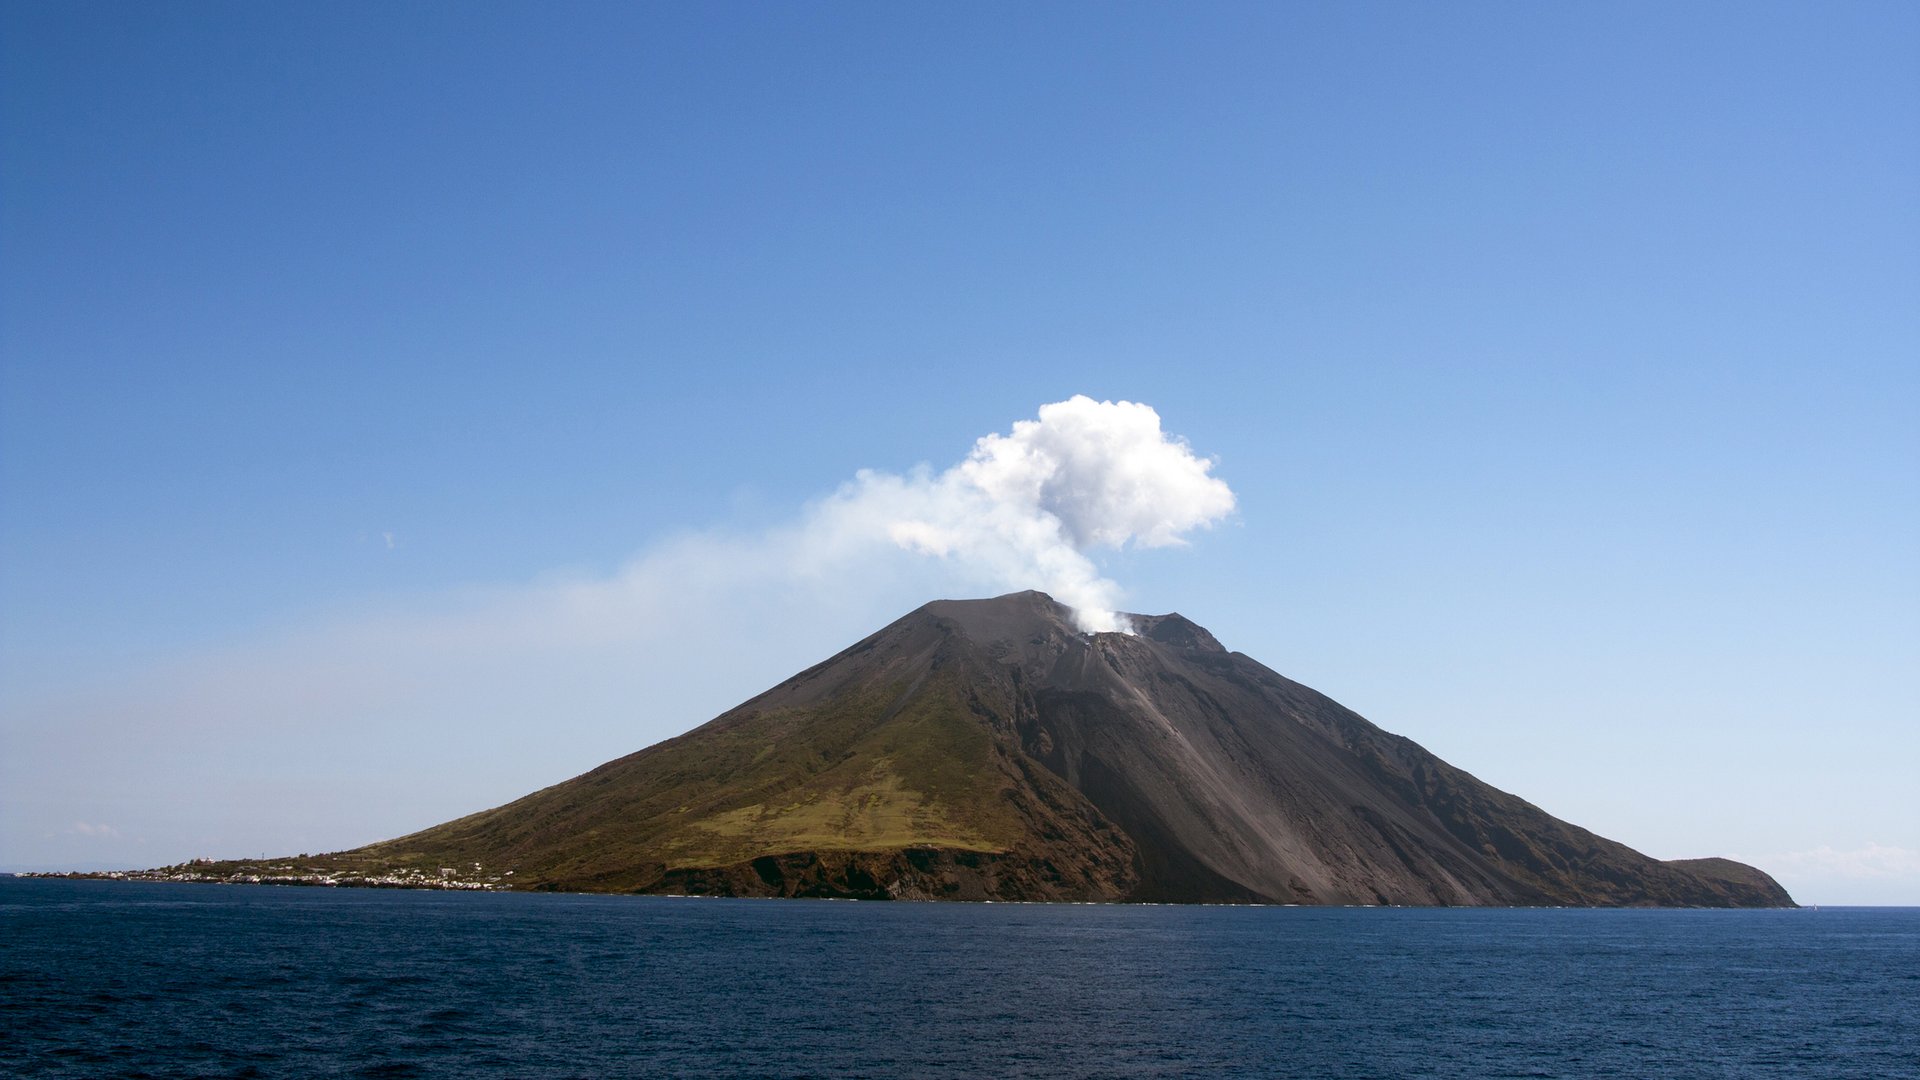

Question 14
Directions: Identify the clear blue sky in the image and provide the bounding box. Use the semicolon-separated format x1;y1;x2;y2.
3;3;1915;902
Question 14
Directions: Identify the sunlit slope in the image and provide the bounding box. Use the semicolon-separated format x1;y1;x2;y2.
336;605;1139;898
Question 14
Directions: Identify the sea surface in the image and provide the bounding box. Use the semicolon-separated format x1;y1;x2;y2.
2;878;1915;1079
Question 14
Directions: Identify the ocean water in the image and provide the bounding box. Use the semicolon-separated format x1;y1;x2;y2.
2;879;1915;1079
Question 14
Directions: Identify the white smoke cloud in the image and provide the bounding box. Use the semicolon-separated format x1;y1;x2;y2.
871;395;1235;632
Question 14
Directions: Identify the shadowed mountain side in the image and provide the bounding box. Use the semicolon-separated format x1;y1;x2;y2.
173;591;1792;906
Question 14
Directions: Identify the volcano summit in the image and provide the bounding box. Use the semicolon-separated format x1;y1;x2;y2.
176;592;1790;906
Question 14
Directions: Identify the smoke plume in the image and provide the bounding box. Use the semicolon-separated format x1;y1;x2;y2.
861;395;1234;632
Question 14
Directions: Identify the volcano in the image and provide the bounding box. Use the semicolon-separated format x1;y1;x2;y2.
234;592;1791;905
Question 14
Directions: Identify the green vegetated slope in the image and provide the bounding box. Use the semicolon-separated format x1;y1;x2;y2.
327;606;1138;899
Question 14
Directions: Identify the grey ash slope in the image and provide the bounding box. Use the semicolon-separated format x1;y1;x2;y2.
310;591;1792;906
912;592;1787;905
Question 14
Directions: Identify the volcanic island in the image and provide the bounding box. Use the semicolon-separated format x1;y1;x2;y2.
108;591;1792;907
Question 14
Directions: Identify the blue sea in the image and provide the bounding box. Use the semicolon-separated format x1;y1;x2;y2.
2;878;1915;1079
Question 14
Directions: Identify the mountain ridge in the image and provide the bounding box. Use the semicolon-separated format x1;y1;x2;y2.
140;591;1793;906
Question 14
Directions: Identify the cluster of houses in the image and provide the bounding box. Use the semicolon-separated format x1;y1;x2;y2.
41;860;519;891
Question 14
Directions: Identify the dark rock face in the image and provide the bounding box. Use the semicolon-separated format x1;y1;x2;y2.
329;591;1793;907
644;848;1108;902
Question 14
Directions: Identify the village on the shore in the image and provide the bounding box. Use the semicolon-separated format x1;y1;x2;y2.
23;859;517;891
